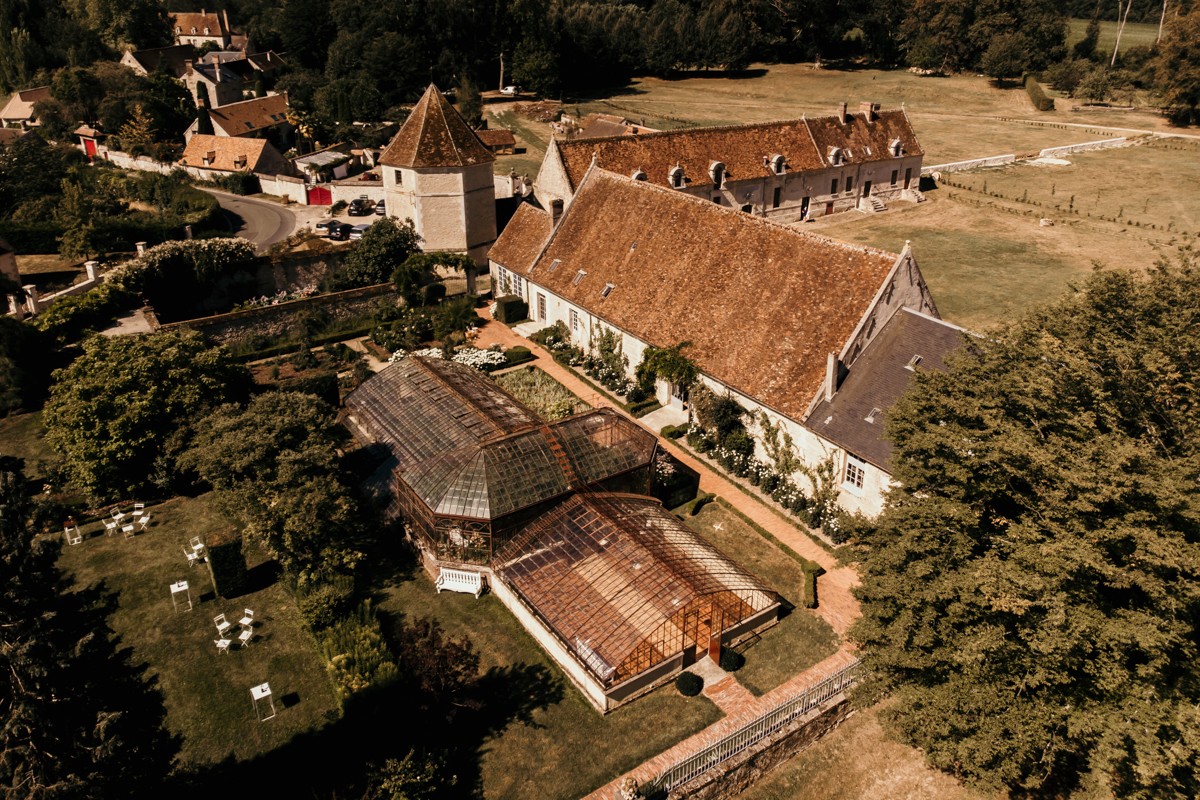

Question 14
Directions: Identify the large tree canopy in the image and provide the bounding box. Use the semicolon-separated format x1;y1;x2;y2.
0;456;177;797
1154;7;1200;126
853;250;1200;798
43;329;246;501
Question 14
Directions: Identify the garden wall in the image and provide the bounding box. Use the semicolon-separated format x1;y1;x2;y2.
159;282;400;346
256;173;308;204
1038;137;1127;158
922;154;1016;174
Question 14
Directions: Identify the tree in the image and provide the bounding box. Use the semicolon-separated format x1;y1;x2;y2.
852;251;1200;797
0;317;50;415
43;330;246;501
332;217;422;290
1153;7;1200;125
0;456;178;797
1073;12;1101;59
179;391;366;581
456;76;482;129
365;750;459;800
980;32;1028;85
1077;64;1113;102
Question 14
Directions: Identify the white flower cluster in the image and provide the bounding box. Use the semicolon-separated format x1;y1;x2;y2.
451;347;507;371
388;347;445;363
107;237;256;290
240;286;318;308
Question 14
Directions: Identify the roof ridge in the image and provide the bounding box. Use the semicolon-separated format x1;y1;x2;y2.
431;86;464;165
586;168;900;261
901;305;972;334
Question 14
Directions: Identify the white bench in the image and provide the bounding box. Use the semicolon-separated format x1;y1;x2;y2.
435;568;484;598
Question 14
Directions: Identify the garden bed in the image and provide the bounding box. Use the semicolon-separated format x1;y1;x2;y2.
494;366;592;420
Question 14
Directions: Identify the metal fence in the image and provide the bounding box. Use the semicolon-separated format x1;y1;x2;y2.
651;658;861;793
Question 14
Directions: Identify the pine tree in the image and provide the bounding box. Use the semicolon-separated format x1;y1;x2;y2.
0;456;178;798
853;250;1200;797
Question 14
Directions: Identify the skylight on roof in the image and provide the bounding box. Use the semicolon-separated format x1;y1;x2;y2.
865;407;882;423
600;283;615;298
548;259;561;272
572;270;587;286
905;354;923;370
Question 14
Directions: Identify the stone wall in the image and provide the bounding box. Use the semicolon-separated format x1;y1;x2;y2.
1038;137;1127;158
922;154;1016;174
159;282;400;346
671;700;854;800
256;173;308;204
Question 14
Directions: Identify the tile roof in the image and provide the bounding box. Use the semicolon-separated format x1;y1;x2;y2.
511;169;901;419
179;134;273;172
380;84;494;168
170;12;229;36
489;202;551;273
807;308;968;469
806;108;924;167
0;87;50;121
0;128;32;146
476;128;516;148
191;59;256;85
553;108;921;192
124;44;195;77
208;93;290;136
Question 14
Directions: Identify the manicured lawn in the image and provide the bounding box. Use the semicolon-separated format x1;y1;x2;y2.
682;502;839;696
55;493;340;766
0;411;56;479
489;108;551;179
494;365;592;420
739;701;988;800
1067;17;1161;56
378;570;723;800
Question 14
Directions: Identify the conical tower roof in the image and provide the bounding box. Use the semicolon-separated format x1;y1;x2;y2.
380;84;494;168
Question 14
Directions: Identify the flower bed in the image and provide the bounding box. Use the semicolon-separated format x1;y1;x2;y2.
494;367;592;421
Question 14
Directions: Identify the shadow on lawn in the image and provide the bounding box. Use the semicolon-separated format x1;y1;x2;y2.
171;617;562;799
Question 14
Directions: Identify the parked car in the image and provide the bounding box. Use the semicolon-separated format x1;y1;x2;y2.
347;198;373;216
315;220;338;236
375;200;386;216
328;222;354;241
349;223;372;241
500;85;521;96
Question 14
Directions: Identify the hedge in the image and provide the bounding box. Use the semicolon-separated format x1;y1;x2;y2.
273;371;340;406
493;294;528;324
1024;75;1054;111
675;672;703;696
504;345;534;366
206;529;248;599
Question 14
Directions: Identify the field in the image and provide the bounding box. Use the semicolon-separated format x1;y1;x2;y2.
1067;17;1162;56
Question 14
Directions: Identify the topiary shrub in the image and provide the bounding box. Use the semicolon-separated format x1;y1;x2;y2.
492;295;528;324
504;346;533;366
719;649;745;673
690;493;713;516
421;283;446;306
207;529;248;598
1024;75;1054;111
675;671;703;697
297;574;356;630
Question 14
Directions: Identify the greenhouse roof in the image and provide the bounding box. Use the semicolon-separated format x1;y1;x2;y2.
495;493;778;684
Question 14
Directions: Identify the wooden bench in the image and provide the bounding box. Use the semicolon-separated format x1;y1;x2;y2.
435;567;484;598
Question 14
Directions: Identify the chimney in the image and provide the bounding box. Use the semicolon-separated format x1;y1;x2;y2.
838;102;848;124
134;242;147;255
550;199;564;227
824;352;838;402
222;9;230;33
84;260;99;280
860;102;879;122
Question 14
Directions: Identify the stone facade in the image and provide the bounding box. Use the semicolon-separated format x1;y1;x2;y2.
383;162;496;265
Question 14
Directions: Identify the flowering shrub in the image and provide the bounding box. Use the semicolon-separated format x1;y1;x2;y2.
107;237;256;293
235;286;318;309
450;347;507;371
686;424;811;521
388;347;444;363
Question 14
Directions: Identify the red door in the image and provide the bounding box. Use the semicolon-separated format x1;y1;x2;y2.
83;138;97;158
306;185;332;205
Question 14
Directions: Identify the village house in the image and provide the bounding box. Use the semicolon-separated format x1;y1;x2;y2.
535;102;923;224
182;58;257;108
178;134;289;177
380;84;497;267
344;354;781;711
170;9;233;49
119;44;196;79
475;127;517;155
185;93;292;146
553;112;658;140
490;167;958;518
0;87;51;129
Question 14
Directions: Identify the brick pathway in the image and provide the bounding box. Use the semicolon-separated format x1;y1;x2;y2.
703;676;757;715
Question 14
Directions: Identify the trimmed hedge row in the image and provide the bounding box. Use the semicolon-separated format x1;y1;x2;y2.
493;294;528;324
1025;75;1054;111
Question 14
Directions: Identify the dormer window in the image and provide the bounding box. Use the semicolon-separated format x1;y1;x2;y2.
572;270;587;286
828;147;843;166
548;258;561;272
669;166;684;188
600;283;614;298
175;26;181;34
769;154;786;175
865;407;882;424
190;27;197;34
631;169;647;181
709;161;726;187
234;154;247;168
203;150;216;165
905;354;923;371
890;138;904;157
203;27;210;35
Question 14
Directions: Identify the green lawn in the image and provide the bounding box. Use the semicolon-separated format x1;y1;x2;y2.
494;365;592;420
378;570;723;800
1067;17;1161;57
682;502;839;696
55;493;340;766
0;411;57;480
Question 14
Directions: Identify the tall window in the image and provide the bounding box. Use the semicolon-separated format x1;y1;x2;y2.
394;169;403;185
844;453;866;490
890;169;898;186
830;178;839;194
569;309;580;332
846;176;854;193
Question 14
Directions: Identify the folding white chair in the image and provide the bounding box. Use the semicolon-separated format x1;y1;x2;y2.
184;546;199;567
122;523;136;539
238;627;254;647
103;519;119;536
214;638;232;655
214;613;232;637
111;507;125;523
137;514;152;531
239;609;254;629
64;523;82;546
133;502;145;515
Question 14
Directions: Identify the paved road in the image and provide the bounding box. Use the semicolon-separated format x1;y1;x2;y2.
201;189;297;251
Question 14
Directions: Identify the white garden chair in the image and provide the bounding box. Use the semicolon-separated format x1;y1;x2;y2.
214;613;232;637
239;609;254;629
214;638;232;655
110;507;125;523
137;514;152;531
103;519;119;536
133;502;145;514
238;627;254;647
64;523;82;546
184;546;199;567
122;523;136;539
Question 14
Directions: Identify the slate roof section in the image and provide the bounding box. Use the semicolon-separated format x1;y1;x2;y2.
476;128;516;148
179;134;277;172
208;93;290;136
806;308;968;470
170;11;229;36
0;128;33;146
489;202;551;273
123;44;195;77
380;84;494;169
0;87;50;123
553;108;921;192
513;169;901;420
